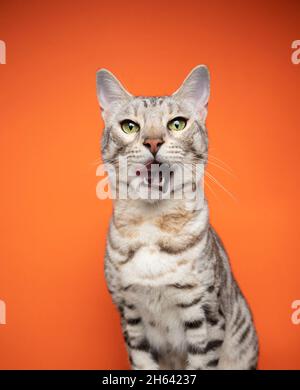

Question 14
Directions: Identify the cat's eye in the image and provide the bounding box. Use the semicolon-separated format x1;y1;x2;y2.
167;117;187;131
120;120;140;134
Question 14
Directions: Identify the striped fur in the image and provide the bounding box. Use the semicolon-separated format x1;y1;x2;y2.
97;66;258;370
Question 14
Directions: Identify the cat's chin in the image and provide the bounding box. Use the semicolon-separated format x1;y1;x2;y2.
135;185;166;202
140;198;163;205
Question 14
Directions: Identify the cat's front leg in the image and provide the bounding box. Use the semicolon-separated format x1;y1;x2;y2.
183;304;225;370
121;303;159;370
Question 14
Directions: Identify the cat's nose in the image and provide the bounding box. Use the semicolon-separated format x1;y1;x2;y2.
143;138;164;156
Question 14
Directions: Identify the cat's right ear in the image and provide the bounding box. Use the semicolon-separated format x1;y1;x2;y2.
96;69;132;111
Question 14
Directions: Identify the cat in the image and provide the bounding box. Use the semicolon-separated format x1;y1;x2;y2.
96;65;259;370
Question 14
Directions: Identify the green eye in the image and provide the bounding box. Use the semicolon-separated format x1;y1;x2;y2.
121;120;140;134
167;117;187;131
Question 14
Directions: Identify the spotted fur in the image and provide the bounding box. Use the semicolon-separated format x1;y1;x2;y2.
96;65;258;370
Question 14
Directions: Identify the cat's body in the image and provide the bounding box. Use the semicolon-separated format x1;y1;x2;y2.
96;67;258;369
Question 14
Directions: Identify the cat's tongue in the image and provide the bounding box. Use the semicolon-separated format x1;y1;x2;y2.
145;159;158;169
145;160;163;187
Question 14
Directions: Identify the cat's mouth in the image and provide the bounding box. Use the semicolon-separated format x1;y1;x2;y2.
134;159;176;195
135;159;165;190
144;160;164;190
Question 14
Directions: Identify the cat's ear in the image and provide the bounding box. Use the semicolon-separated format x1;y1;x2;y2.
96;69;132;111
172;65;210;113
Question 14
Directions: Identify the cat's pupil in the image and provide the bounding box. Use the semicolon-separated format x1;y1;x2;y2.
175;121;179;128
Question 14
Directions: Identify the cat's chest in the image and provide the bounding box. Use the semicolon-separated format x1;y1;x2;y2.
120;244;197;288
116;218;198;287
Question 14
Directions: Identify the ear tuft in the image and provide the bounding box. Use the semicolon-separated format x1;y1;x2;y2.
172;65;210;111
96;69;132;110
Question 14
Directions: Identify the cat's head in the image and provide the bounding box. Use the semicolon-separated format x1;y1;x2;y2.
96;65;210;202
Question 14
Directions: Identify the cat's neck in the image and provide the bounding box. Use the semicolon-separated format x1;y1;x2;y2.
113;197;209;223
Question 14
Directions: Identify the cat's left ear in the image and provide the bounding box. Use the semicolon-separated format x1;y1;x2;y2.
172;65;210;116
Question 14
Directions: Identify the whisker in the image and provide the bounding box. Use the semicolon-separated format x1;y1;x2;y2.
207;159;237;178
205;171;237;202
202;152;235;173
91;157;103;166
178;163;220;202
204;179;218;200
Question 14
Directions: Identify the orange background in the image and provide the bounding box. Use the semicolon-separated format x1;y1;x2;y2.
0;0;300;370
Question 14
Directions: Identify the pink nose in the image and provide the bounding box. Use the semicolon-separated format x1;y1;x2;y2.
143;138;164;155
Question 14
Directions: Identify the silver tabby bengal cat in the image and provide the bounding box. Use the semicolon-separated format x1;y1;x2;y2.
96;65;258;370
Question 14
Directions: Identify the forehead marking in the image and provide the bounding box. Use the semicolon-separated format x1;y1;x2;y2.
132;101;138;116
150;97;157;106
168;102;175;115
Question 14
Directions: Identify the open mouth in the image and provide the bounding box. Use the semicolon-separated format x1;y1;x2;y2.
144;160;164;189
135;160;175;193
134;160;176;195
134;160;165;190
